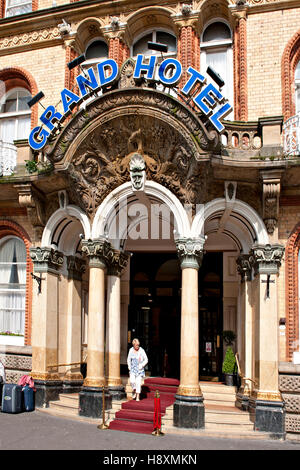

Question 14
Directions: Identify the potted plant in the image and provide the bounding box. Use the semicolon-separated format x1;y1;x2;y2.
222;330;237;386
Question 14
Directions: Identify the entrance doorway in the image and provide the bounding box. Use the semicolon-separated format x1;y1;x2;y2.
128;252;223;379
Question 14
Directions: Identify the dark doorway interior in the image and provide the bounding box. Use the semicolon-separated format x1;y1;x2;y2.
128;252;223;379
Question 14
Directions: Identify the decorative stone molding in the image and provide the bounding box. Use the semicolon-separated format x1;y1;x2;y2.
280;374;300;393
236;253;252;281
249;243;284;275
176;238;204;270
30;247;64;273
81;238;113;269
67;255;86;280
260;171;282;235
0;27;61;54
106;249;129;277
15;183;45;242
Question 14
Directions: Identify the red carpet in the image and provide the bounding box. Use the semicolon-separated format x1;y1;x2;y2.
109;377;179;434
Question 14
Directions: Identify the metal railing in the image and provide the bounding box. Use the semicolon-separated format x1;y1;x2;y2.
0;140;17;176
283;112;300;156
235;353;257;390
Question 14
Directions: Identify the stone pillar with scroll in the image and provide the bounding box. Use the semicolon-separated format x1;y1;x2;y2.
79;239;112;418
173;238;205;429
106;249;129;400
248;244;285;437
29;247;64;407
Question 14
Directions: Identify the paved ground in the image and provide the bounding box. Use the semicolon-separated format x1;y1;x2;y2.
1;410;300;453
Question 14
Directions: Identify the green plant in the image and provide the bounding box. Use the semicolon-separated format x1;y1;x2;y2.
25;160;38;173
222;346;236;374
223;330;236;346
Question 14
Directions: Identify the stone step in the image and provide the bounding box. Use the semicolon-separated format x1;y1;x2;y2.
49;401;79;412
58;394;79;406
162;424;270;440
205;421;254;430
200;383;236;395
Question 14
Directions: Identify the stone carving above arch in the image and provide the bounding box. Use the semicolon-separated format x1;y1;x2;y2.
44;88;220;217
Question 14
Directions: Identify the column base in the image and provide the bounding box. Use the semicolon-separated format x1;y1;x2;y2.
173;394;205;429
62;380;84;394
249;396;285;438
79;386;112;418
235;388;250;411
34;380;63;408
108;385;126;401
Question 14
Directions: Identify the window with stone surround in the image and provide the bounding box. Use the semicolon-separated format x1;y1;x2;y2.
132;30;177;59
5;0;31;17
200;20;233;119
0;236;26;341
0;87;31;144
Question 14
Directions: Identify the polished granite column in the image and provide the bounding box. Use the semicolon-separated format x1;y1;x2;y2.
173;238;205;429
106;249;129;400
79;239;112;418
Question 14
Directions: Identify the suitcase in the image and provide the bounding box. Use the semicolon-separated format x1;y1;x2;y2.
22;385;35;412
1;383;23;413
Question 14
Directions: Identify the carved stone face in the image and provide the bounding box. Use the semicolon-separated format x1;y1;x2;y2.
131;170;145;191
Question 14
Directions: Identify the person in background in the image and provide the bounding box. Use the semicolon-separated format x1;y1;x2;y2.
127;338;148;402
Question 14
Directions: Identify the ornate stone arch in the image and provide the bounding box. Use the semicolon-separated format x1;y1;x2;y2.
0;220;33;345
282;30;300;120
44;88;220;217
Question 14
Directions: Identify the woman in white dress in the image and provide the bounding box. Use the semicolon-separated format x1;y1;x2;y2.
127;338;148;402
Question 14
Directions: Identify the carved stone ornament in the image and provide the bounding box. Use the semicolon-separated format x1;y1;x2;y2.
106;249;129;277
261;172;282;235
81;238;113;268
176;238;204;270
30;247;64;273
67;255;86;280
44;88;220;216
236;254;252;281
249;244;284;276
15;183;46;243
129;153;146;191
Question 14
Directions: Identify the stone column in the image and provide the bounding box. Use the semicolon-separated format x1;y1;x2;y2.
78;239;112;418
248;244;285;437
173;238;204;429
62;255;86;393
236;254;253;410
29;247;64;407
231;6;248;121
106;249;129;400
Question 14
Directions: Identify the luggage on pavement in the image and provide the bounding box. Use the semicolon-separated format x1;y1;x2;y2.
1;383;23;413
22;384;35;411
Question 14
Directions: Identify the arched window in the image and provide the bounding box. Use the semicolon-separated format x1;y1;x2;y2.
5;0;32;17
85;39;108;62
201;21;233;118
295;61;300;114
0;87;31;144
0;237;26;340
132;30;177;58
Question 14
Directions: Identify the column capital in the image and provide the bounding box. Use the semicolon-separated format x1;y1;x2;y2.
30;247;64;273
249;244;284;276
81;238;112;269
67;255;86;281
236;253;252;281
176;238;204;270
106;249;129;277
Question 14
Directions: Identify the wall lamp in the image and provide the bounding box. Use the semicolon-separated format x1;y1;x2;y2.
206;65;225;89
147;41;168;53
67;53;86;70
27;91;45;109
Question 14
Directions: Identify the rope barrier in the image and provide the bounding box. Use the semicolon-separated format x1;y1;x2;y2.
152;390;164;436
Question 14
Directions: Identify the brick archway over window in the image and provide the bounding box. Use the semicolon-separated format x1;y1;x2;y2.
285;222;300;361
0;67;39;128
0;220;33;345
282;31;300;121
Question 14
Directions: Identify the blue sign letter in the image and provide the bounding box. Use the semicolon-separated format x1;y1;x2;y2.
76;67;99;97
28;126;50;150
133;54;156;80
181;67;205;95
40;105;63;131
209;102;232;132
98;59;118;86
61;88;81;114
158;58;182;86
194;83;224;115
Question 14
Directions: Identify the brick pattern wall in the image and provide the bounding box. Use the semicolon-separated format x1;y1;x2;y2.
0;347;32;383
247;8;300;120
280;369;300;434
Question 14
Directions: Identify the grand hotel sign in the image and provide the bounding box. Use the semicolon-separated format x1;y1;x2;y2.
28;55;233;151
